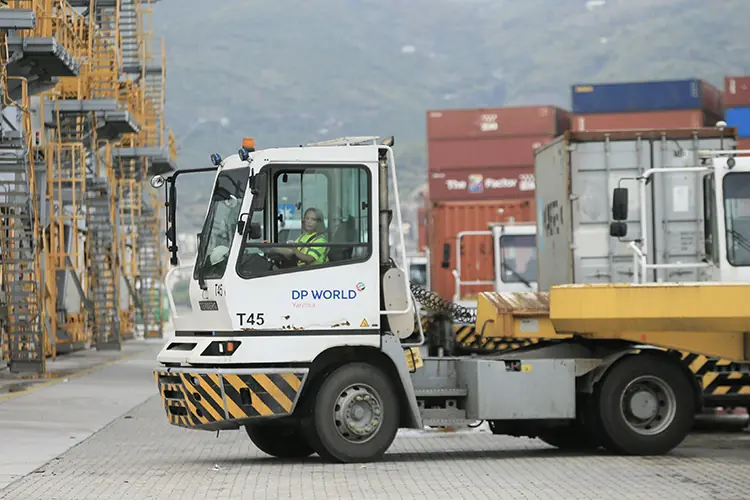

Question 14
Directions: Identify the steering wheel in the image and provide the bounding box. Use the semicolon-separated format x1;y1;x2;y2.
240;252;278;273
264;247;297;268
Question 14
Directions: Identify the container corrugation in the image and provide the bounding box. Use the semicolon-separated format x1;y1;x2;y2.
533;129;737;292
426;106;571;140
571;79;723;116
428;166;535;203
724;76;750;107
428;199;536;301
725;107;750;138
572;110;720;132
428;135;554;171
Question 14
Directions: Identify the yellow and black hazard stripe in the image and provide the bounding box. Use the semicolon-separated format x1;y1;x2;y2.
454;324;537;353
414;314;435;333
155;375;193;428
679;353;750;399
154;370;306;429
220;372;303;418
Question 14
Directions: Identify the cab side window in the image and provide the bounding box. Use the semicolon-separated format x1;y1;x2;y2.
236;164;372;279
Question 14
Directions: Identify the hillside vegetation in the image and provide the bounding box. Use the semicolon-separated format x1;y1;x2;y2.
150;0;750;232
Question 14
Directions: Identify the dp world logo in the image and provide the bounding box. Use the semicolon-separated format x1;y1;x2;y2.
356;282;366;292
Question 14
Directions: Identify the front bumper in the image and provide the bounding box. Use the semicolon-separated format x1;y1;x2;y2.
154;367;309;431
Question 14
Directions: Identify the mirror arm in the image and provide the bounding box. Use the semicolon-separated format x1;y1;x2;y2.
157;166;219;266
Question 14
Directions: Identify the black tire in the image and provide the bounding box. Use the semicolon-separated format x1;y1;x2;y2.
304;362;400;463
245;420;315;458
596;354;695;455
537;424;600;451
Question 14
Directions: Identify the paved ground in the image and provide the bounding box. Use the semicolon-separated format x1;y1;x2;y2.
0;340;164;490
1;344;749;500
0;341;158;397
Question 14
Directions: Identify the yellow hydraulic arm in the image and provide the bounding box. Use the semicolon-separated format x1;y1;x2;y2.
475;282;750;363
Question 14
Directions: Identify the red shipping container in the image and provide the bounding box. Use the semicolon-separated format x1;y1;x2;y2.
738;138;750;151
725;76;750;107
428;135;554;171
572;110;720;132
417;207;428;251
428;200;536;301
426;106;571;140
428;166;535;203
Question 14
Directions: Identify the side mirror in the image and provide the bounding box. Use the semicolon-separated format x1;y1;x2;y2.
612;187;629;221
150;175;165;189
441;243;451;269
609;222;627;238
249;222;262;240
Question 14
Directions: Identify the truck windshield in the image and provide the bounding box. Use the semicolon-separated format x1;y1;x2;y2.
194;167;250;280
723;172;750;267
498;234;536;283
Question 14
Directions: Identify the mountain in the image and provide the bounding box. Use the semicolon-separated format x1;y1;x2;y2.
150;0;750;232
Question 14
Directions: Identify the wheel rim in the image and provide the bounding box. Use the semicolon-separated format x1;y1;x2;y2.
333;383;383;444
619;375;677;436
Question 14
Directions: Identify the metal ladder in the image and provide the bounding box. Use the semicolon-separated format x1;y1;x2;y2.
85;176;122;350
143;69;164;147
137;202;162;337
119;0;140;75
0;143;46;373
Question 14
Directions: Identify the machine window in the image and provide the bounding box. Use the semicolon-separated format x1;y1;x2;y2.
193;167;250;280
498;234;537;283
723;172;750;267
236;164;372;278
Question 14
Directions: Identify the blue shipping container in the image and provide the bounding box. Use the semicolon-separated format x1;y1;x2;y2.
725;107;750;138
571;79;723;115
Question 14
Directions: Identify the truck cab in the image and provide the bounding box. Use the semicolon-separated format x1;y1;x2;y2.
451;222;538;305
610;149;750;284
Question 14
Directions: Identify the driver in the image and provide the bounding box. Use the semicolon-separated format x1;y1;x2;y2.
274;207;329;266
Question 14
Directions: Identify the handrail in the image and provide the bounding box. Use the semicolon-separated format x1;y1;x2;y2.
11;0;87;63
453;229;493;302
627;241;710;284
164;263;194;322
378;145;416;317
168;128;177;161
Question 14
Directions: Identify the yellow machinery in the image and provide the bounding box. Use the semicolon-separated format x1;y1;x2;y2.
476;284;750;363
0;0;176;372
421;131;750;422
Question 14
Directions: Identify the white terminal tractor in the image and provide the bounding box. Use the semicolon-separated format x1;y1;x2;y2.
150;135;750;463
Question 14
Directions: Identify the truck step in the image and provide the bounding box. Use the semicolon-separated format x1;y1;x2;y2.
422;419;482;428
414;388;468;398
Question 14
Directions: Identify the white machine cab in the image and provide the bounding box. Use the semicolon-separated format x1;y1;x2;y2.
157;137;416;365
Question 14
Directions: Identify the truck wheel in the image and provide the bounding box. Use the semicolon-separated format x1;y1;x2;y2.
245;421;315;458
305;362;400;463
596;354;695;455
537;424;600;451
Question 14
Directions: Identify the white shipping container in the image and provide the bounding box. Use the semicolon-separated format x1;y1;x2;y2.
534;129;737;291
